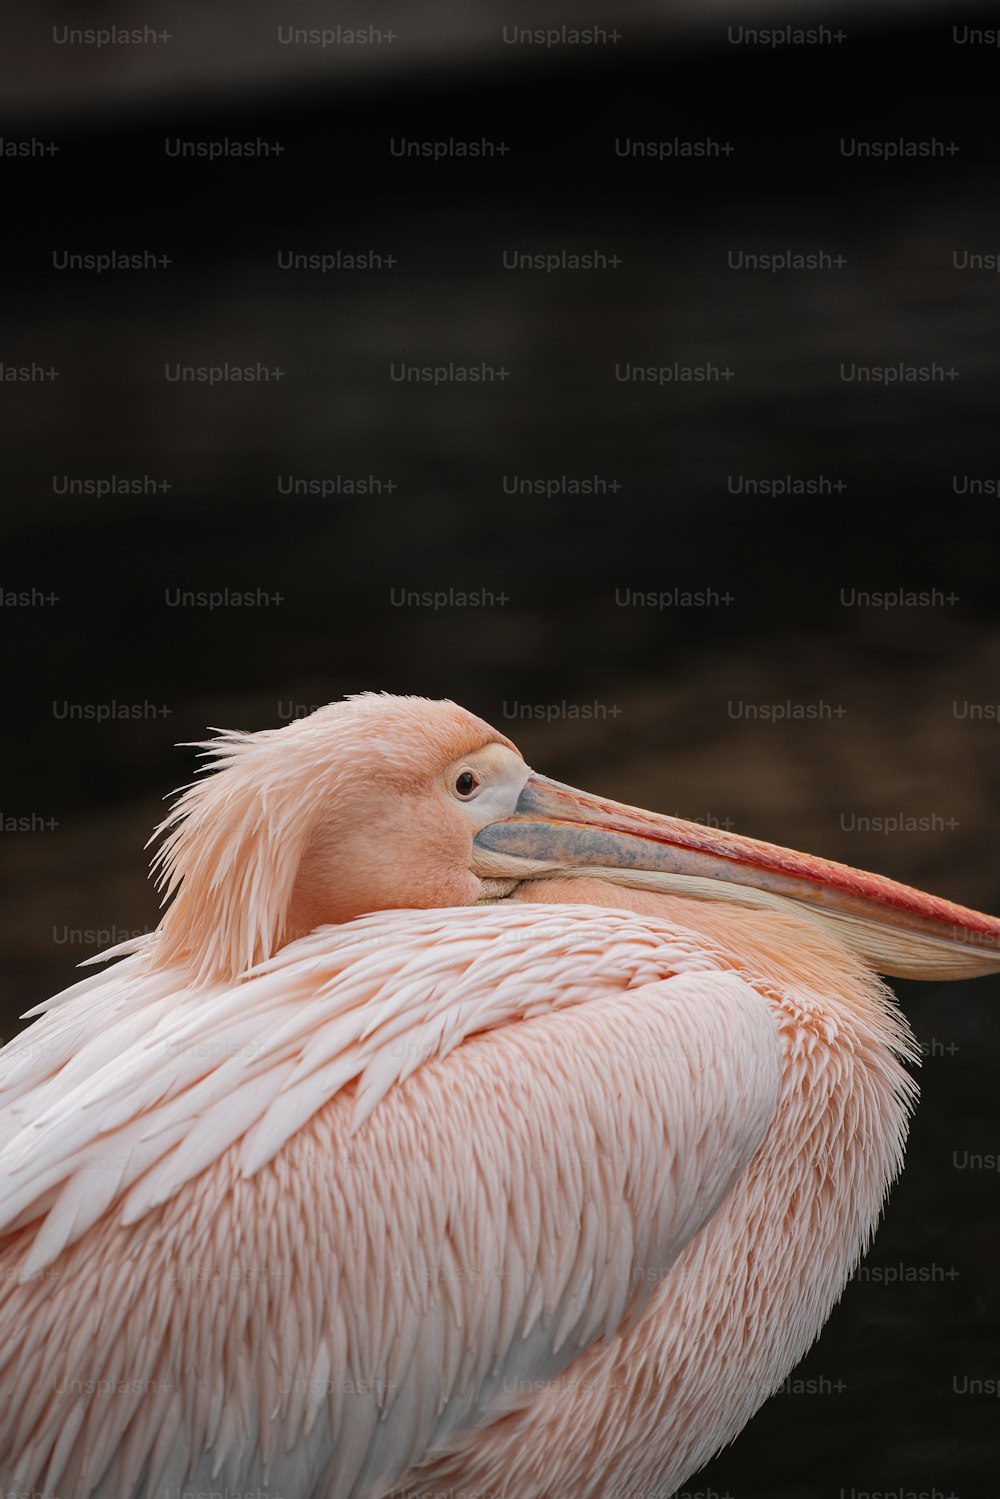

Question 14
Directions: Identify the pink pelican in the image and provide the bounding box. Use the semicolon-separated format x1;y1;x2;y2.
1;694;997;1498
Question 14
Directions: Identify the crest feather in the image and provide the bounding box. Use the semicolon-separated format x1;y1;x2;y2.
149;723;323;983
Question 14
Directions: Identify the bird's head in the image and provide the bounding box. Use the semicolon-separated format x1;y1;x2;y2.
152;695;527;980
151;693;1000;984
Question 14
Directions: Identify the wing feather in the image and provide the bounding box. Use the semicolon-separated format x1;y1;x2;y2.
0;903;782;1499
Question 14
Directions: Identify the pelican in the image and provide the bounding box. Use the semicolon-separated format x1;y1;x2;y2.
1;693;997;1499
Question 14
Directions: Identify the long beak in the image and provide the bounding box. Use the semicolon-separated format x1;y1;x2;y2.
472;772;1000;980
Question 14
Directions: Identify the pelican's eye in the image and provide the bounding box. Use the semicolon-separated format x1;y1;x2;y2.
454;770;481;798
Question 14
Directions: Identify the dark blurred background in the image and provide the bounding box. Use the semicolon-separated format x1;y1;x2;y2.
2;2;999;1496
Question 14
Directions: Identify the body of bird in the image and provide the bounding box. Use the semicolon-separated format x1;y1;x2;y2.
0;695;995;1498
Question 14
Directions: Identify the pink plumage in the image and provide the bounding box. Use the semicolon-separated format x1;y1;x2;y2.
0;695;995;1498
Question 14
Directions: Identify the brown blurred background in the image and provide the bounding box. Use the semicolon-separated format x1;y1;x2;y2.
2;2;999;1495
